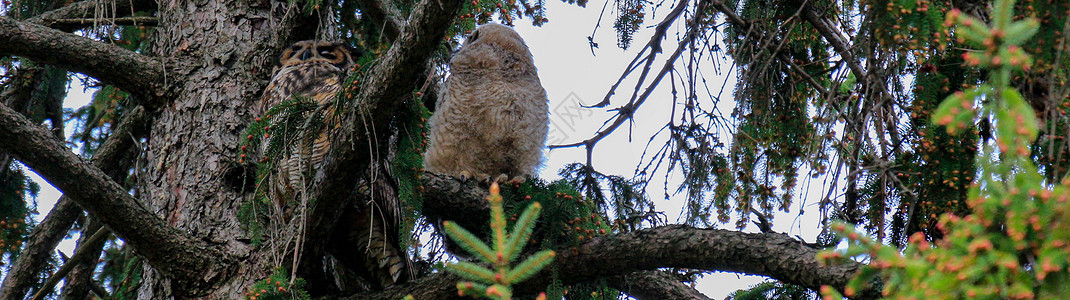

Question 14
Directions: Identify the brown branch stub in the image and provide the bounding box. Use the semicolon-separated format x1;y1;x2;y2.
0;103;234;296
0;17;166;102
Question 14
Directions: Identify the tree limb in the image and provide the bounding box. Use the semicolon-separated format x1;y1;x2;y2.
0;17;166;101
797;5;868;83
0;103;234;296
607;270;712;300
355;0;406;42
397;173;870;299
27;0;157;31
0;107;148;300
40;16;158;27
356;221;866;299
32;225;109;300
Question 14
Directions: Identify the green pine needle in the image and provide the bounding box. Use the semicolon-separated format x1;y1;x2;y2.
442;220;497;265
505;250;555;284
504;202;541;262
446;261;497;283
456;281;491;298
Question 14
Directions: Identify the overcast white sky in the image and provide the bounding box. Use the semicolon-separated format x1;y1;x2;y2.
19;1;843;298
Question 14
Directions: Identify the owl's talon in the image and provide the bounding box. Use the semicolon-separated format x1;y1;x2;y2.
491;173;510;183
459;171;473;182
507;176;526;184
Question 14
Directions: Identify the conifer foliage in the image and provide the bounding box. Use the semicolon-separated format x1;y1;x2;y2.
442;182;555;299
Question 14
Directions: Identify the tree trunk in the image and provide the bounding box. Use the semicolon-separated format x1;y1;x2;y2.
136;1;310;297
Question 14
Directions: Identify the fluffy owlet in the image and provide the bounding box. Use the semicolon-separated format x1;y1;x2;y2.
423;24;549;182
258;40;409;289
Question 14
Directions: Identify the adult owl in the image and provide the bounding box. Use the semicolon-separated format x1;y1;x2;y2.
423;23;549;182
258;40;409;289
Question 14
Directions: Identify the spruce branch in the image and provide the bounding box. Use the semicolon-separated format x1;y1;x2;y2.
443;183;554;299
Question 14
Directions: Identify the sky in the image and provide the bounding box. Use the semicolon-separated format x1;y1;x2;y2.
18;0;842;298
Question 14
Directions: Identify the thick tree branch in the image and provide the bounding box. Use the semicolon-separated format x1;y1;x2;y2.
358;222;865;299
550;225;860;292
0;17;165;101
0;103;234;296
391;173;871;299
0;108;148;300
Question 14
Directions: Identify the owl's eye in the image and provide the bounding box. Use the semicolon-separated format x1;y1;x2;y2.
317;47;337;59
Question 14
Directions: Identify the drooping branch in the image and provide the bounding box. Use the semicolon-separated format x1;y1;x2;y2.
0;103;234;296
0;17;166;101
796;6;868;84
548;0;697;150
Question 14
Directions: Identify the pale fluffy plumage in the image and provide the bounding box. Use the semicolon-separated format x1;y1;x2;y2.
423;24;549;181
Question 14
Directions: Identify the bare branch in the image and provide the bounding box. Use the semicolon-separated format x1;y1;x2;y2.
0;17;166;100
549;0;705;150
27;0;157;31
0;103;234;296
40;16;158;27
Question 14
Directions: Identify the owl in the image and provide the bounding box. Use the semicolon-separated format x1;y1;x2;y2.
423;23;549;183
258;40;409;289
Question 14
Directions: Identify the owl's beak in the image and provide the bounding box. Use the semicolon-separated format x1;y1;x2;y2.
299;50;314;61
